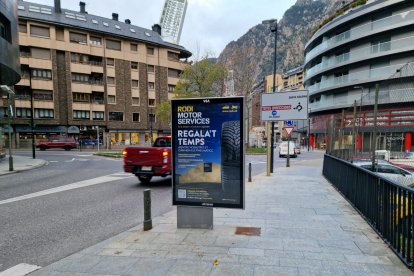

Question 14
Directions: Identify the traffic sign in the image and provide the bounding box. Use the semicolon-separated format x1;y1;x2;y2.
283;126;295;137
284;120;294;126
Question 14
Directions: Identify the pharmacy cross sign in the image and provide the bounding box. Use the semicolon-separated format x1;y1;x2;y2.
283;126;294;137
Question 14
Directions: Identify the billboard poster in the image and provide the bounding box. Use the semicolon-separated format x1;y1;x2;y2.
171;97;244;209
260;90;308;121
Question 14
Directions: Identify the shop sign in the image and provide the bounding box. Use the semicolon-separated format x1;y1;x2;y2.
67;126;80;134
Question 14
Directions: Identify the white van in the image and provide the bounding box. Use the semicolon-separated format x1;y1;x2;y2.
279;141;297;158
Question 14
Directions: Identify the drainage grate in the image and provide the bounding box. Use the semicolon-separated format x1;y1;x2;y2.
235;227;261;236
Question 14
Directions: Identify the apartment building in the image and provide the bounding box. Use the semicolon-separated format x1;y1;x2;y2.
9;0;191;148
281;65;304;91
304;0;414;152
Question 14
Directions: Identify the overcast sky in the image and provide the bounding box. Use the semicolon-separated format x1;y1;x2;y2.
29;0;297;57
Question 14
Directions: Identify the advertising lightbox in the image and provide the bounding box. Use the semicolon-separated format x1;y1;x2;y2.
171;97;245;209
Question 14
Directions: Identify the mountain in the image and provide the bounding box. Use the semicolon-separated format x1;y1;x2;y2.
218;0;343;83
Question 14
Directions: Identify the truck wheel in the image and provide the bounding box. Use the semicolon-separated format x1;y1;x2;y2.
221;121;240;196
137;175;152;184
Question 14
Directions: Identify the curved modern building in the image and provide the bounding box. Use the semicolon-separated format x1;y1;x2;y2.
0;0;20;85
304;0;414;153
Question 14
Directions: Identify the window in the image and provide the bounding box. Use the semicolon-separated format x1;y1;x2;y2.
147;47;154;55
0;15;11;42
71;53;89;64
72;73;89;83
131;80;139;87
131;62;138;70
16;108;32;118
149;113;156;123
90;36;102;46
35;108;54;118
55;27;64;41
147;65;155;73
148;82;155;89
168;68;180;78
130;43;138;51
106;39;121;50
92;92;104;104
73;92;90;102
167;51;179;61
334;50;350;63
73;110;90;119
106;58;114;66
20;46;30;57
30;25;50;38
69;32;87;44
108;95;116;103
148;98;156;106
334;71;349;84
15;88;31;99
132;97;140;105
93;111;104;120
31;47;51;60
109;112;123;121
33;90;53;100
133;113;140;122
107;77;115;85
371;37;391;54
18;23;27;33
168;84;176;92
32;69;52;80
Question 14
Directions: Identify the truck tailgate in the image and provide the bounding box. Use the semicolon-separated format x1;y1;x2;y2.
124;147;165;166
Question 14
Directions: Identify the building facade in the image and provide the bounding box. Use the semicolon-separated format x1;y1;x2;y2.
159;0;187;44
281;65;304;91
6;0;191;148
304;0;414;152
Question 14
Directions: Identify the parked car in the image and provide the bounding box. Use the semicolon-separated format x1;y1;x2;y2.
79;139;103;146
279;141;297;158
353;160;414;186
36;137;77;151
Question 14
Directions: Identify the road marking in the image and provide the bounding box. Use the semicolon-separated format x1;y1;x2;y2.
0;263;41;276
0;172;132;206
49;161;58;163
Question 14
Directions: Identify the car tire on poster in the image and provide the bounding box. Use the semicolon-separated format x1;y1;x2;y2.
221;121;241;196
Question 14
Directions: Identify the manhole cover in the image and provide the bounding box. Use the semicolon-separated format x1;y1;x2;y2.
235;227;261;236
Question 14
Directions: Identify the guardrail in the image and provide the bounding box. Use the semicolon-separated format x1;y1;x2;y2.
323;154;413;268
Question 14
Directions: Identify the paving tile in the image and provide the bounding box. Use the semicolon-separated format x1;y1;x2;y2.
166;259;212;276
182;233;218;245
238;255;279;266
55;254;103;273
152;232;188;244
214;236;250;247
279;257;323;269
228;247;264;256
254;265;298;276
247;236;284;250
88;256;138;275
98;248;135;256
209;263;254;276
125;258;176;276
344;254;394;265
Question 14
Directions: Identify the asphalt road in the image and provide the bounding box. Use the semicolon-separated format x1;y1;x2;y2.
0;150;173;271
0;148;324;272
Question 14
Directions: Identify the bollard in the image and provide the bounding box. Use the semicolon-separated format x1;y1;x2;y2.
248;163;252;182
143;189;152;231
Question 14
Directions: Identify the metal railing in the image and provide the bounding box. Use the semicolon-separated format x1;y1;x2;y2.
323;154;413;268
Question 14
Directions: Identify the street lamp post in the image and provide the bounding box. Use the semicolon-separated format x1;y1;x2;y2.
354;86;364;154
30;72;36;159
1;85;15;171
263;19;278;173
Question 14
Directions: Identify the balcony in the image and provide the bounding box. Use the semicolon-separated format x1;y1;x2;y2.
305;35;414;80
305;9;414;63
307;63;406;94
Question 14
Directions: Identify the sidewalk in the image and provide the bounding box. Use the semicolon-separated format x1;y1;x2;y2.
26;158;412;276
0;155;47;176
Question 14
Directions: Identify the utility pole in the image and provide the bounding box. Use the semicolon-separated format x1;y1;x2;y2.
371;84;379;171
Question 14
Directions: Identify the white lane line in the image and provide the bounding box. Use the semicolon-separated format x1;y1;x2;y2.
0;263;41;276
0;173;127;206
65;158;75;162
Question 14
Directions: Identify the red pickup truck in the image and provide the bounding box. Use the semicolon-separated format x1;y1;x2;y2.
122;136;172;183
36;137;77;151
